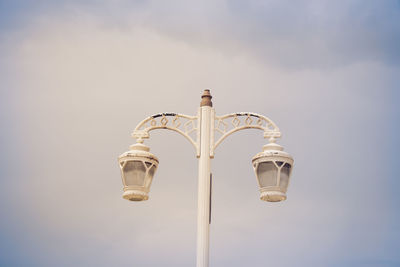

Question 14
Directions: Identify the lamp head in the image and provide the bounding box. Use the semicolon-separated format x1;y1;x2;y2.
252;143;294;202
118;143;158;201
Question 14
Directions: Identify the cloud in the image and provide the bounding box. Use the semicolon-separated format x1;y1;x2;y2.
3;0;400;70
75;0;400;69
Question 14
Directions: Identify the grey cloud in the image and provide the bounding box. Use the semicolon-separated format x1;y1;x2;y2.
66;0;400;69
4;0;400;69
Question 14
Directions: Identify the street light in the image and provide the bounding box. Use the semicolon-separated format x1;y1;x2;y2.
118;90;294;267
119;143;158;201
252;142;294;202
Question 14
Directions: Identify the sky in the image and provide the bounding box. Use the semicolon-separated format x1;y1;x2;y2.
0;0;399;266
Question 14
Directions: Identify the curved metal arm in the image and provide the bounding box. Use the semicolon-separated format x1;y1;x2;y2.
132;112;200;155
213;112;281;152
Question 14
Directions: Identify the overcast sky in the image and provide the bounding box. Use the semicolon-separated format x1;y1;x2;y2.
1;1;399;266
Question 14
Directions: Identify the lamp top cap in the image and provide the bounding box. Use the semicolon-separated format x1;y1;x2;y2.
252;142;293;165
120;143;159;163
129;143;150;152
263;143;283;151
200;89;213;107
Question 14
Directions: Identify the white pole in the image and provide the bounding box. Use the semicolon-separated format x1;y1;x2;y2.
196;90;213;267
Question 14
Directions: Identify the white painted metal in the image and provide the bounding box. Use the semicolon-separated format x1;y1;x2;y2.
118;143;159;201
120;91;294;266
213;112;281;151
132;113;199;155
196;105;212;267
252;142;294;202
209;108;215;158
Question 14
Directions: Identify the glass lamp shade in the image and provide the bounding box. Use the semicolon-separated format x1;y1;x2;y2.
118;143;158;201
252;143;294;202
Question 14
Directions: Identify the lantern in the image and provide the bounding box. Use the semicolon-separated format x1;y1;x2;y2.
252;143;294;202
118;143;158;201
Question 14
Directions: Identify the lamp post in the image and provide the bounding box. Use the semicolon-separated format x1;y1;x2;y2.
118;90;294;267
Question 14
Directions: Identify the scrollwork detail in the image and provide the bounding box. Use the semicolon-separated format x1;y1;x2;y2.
213;112;281;150
132;113;199;153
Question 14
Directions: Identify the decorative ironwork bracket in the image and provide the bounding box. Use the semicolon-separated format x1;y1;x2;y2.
211;112;281;157
131;110;281;159
132;111;200;156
